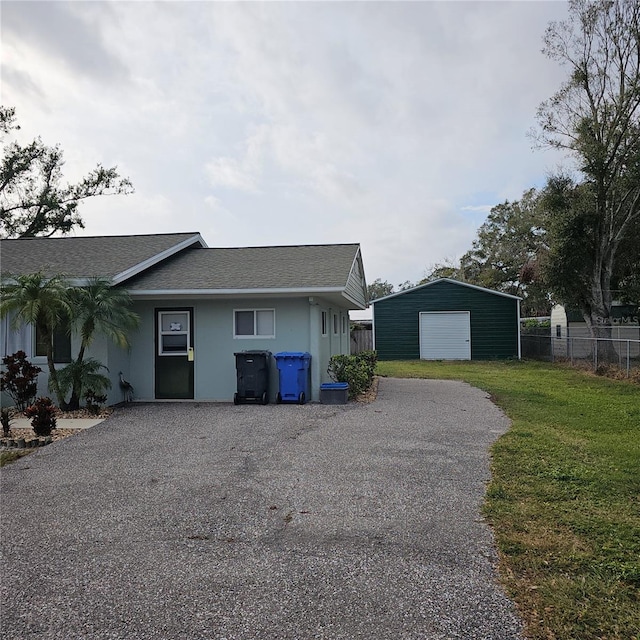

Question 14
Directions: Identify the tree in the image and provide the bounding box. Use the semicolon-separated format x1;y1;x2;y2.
367;278;395;301
421;259;461;283
65;278;139;410
535;0;640;338
458;190;551;316
0;272;71;407
0;106;133;238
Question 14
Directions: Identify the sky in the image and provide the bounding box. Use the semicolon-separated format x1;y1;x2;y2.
2;0;571;298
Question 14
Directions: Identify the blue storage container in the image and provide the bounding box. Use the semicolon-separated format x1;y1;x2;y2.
275;352;311;404
320;382;349;404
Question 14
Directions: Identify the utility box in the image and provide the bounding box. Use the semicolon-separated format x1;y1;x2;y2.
234;351;271;405
320;382;349;405
274;352;311;404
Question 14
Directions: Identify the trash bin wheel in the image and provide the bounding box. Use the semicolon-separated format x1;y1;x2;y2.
298;391;305;405
233;392;240;405
261;391;268;405
276;392;282;404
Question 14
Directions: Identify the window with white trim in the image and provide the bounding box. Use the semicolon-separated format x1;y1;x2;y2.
234;309;275;338
158;311;190;355
333;313;339;335
342;315;347;334
321;311;328;336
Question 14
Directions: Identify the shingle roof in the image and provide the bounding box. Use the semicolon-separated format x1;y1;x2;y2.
125;244;361;291
0;233;204;281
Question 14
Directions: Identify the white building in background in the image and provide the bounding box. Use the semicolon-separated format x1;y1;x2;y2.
550;304;640;358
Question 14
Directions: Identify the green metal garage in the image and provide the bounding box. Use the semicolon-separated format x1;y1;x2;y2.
372;278;521;361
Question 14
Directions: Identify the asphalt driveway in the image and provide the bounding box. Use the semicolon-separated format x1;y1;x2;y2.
0;377;523;639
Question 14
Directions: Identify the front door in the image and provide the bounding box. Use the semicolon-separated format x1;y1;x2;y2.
155;308;194;399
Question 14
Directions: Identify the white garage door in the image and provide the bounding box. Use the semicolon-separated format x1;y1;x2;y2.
419;311;471;360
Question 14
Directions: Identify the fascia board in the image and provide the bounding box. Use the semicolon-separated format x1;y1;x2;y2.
128;286;347;298
112;234;207;285
347;245;369;307
371;277;522;303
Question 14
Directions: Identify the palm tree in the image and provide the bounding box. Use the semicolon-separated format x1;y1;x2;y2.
0;272;71;407
65;277;139;409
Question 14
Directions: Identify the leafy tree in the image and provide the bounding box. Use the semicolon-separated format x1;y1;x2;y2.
459;189;551;316
1;274;139;410
367;278;416;302
367;278;395;301
0;272;71;407
535;0;640;337
65;278;139;410
0;106;133;238
421;259;461;283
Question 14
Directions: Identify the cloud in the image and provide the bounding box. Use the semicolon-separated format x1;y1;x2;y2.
1;0;571;288
1;1;128;83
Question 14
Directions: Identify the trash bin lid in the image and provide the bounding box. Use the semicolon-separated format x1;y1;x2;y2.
234;350;272;356
275;351;311;358
321;382;349;389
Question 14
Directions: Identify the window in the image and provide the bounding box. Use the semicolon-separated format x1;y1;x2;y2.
321;311;328;336
35;322;71;363
556;324;562;339
158;311;190;355
234;309;275;338
333;313;339;335
342;315;347;334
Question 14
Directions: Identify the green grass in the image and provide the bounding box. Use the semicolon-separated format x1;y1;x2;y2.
0;449;33;467
377;360;640;640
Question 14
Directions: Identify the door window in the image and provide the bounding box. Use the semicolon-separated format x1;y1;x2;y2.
158;311;190;355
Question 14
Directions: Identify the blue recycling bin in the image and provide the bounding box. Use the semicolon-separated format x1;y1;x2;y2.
275;352;311;404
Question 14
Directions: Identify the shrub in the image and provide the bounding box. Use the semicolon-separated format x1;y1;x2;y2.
0;351;42;411
57;358;111;408
24;397;57;437
1;408;13;437
85;389;108;416
327;351;378;399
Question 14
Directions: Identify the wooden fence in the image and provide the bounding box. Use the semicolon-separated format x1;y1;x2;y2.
351;327;373;354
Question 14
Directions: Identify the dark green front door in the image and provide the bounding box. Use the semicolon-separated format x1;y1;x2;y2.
155;308;194;399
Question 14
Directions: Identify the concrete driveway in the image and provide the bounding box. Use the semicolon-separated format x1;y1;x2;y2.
0;378;523;640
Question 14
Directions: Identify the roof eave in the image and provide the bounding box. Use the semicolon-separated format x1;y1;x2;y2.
128;286;367;309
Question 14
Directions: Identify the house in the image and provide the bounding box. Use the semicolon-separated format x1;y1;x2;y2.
372;278;521;361
0;233;368;404
550;303;640;358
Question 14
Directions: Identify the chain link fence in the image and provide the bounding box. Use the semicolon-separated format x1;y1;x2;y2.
521;328;640;378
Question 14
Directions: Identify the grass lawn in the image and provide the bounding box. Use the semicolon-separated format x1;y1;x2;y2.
377;359;640;640
0;450;32;467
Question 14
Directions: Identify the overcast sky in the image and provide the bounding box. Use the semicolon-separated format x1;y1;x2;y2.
2;0;571;294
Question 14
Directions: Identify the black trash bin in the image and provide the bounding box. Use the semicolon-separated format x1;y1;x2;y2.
234;351;271;405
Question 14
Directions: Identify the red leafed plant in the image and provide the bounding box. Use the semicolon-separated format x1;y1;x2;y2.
24;397;58;437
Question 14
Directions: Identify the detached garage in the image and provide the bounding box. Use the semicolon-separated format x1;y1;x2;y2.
372;278;521;361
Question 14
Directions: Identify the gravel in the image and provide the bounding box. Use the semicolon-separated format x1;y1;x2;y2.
0;377;524;639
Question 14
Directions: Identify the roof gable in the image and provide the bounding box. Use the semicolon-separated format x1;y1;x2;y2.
372;278;522;303
0;233;206;283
